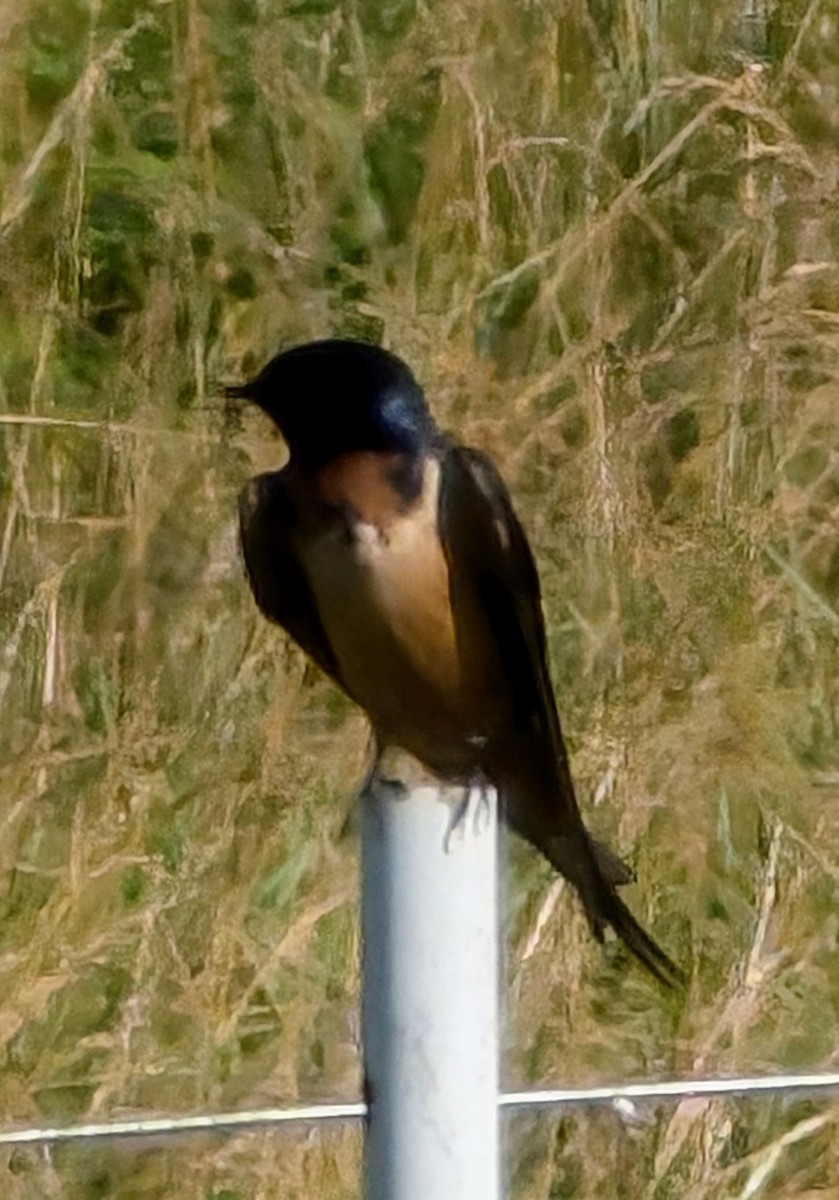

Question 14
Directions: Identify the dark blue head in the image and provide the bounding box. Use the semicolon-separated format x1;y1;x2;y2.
227;339;435;468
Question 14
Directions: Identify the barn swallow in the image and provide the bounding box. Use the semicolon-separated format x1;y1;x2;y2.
229;339;683;987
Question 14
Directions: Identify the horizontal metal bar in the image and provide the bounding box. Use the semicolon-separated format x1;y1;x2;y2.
0;1103;368;1147
500;1072;839;1108
2;1074;839;1148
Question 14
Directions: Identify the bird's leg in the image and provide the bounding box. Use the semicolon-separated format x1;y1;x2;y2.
443;769;493;850
471;771;493;833
443;785;472;851
459;764;496;838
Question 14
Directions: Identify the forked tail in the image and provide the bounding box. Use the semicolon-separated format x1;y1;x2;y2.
498;756;684;987
549;833;684;989
586;872;684;988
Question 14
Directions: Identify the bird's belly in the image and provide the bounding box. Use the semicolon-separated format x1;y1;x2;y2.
298;508;484;771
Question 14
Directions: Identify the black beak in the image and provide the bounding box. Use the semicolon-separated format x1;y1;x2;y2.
223;381;257;401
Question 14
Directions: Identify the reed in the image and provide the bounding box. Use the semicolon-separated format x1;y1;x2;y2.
1;0;838;1195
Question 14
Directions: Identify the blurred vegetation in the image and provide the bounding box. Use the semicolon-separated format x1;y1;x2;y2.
2;0;839;1195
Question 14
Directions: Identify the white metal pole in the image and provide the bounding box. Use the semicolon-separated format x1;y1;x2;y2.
361;777;500;1200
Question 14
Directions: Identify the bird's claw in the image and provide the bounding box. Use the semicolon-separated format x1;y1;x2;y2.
444;778;492;851
375;776;409;802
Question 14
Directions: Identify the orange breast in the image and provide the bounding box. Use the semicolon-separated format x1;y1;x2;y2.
296;455;476;761
316;451;409;529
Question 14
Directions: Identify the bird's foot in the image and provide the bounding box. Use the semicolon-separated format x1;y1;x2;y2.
443;776;493;851
363;738;411;802
374;776;409;802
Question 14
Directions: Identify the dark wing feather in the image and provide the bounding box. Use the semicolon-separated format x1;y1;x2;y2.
238;472;341;685
438;443;683;988
437;442;576;801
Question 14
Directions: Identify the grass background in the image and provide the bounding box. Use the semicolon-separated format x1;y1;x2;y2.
1;0;839;1195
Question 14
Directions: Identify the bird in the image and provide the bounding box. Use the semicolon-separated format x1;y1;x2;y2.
229;338;683;988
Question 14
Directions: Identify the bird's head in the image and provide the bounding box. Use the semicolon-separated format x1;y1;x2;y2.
226;339;434;469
